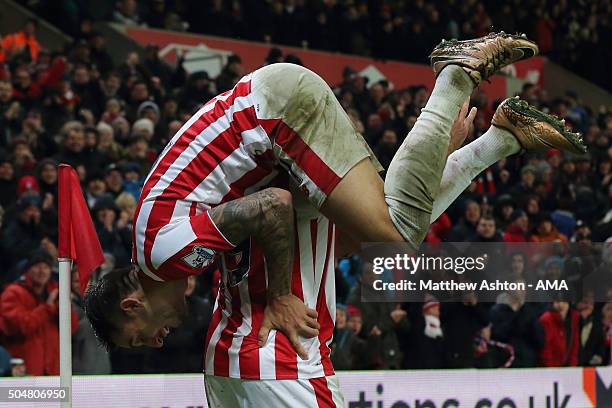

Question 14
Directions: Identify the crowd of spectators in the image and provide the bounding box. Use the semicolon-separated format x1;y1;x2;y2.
29;0;612;92
0;4;610;376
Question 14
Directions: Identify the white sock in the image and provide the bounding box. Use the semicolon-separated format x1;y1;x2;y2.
384;65;473;245
431;126;521;222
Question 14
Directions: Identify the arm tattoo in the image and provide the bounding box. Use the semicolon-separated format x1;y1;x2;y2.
209;188;295;299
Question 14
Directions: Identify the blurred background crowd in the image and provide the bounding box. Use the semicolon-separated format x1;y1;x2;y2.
30;0;612;91
0;0;611;377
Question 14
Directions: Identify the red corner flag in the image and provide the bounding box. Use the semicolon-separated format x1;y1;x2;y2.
58;164;104;295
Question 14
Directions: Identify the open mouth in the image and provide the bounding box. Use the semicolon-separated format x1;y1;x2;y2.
153;326;171;347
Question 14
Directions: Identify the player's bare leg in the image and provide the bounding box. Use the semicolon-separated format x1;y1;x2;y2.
431;96;586;221
322;32;539;247
321;157;402;241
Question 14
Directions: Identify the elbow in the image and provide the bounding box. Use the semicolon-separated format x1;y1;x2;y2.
262;187;293;218
266;187;293;207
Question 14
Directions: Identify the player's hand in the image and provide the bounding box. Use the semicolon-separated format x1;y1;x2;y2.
258;294;319;360
448;99;477;155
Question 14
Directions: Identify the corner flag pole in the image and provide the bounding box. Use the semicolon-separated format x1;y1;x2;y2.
58;258;72;408
57;164;105;408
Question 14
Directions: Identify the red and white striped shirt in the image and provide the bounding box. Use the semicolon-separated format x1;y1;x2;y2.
132;74;277;281
132;70;339;379
205;209;337;380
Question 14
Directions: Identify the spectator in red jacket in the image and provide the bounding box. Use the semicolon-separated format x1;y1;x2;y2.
539;301;580;367
11;57;66;109
0;250;77;375
503;210;530;243
426;212;452;243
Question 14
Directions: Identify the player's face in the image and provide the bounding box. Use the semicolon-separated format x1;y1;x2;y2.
114;296;185;348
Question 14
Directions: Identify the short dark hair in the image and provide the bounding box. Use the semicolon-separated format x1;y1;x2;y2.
83;266;141;351
479;215;496;223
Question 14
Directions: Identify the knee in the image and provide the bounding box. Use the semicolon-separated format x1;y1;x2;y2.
282;63;328;94
278;62;314;78
387;201;430;246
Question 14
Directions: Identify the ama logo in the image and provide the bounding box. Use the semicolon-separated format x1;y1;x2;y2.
583;367;612;407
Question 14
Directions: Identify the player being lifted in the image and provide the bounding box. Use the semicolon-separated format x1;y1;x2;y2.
84;32;585;407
